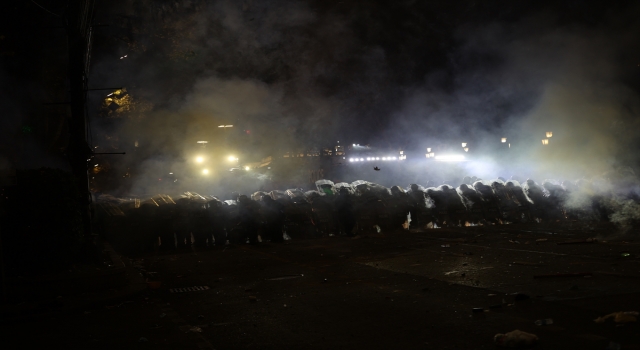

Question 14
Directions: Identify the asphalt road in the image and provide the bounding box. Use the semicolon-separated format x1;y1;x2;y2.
2;223;639;349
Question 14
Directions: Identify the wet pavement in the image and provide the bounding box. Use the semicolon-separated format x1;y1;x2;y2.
2;223;639;349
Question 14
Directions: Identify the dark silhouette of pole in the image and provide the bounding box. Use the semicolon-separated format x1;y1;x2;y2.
65;0;96;237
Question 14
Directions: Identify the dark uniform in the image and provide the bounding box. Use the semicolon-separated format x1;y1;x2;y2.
457;184;486;224
261;196;286;242
238;195;261;244
408;184;426;229
389;186;412;230
207;200;228;246
335;188;357;236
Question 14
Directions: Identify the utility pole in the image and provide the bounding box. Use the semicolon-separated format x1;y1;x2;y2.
66;0;96;237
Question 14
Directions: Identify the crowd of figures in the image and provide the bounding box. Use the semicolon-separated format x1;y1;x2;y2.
98;171;640;253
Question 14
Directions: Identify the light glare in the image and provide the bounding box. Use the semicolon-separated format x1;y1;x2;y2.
434;155;465;162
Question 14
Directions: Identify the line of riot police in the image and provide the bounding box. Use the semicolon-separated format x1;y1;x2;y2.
97;171;640;254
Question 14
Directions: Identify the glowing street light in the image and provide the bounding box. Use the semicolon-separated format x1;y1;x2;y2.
228;156;238;162
196;156;204;163
244;166;250;171
461;142;467;148
542;139;549;145
426;148;431;152
546;131;553;138
501;137;507;143
463;147;469;152
202;169;209;175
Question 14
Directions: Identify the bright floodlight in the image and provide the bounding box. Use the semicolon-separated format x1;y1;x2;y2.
202;169;209;175
349;158;353;162
228;156;237;161
542;139;549;145
244;166;250;171
366;157;371;161
501;137;507;143
546;131;553;138
392;156;397;160
196;156;204;163
461;142;467;147
427;148;431;152
434;155;465;162
464;147;469;152
375;157;379;160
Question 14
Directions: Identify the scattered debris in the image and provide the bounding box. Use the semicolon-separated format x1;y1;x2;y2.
267;275;303;281
534;318;553;326
512;293;530;301
607;341;621;350
169;286;210;293
147;281;162;289
595;271;640;279
594;311;638;324
557;238;597;245
512;261;540;266
534;272;593;279
494;330;538;348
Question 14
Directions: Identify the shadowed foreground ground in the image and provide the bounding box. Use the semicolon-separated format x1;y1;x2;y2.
2;223;639;349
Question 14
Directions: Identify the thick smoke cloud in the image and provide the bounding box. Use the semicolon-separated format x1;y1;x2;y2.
88;0;640;196
390;8;640;181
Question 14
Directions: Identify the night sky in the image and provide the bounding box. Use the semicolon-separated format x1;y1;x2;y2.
2;0;640;188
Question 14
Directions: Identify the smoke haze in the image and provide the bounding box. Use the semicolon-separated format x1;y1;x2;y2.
39;0;636;195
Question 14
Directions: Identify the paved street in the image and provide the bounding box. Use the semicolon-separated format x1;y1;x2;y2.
2;224;639;349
